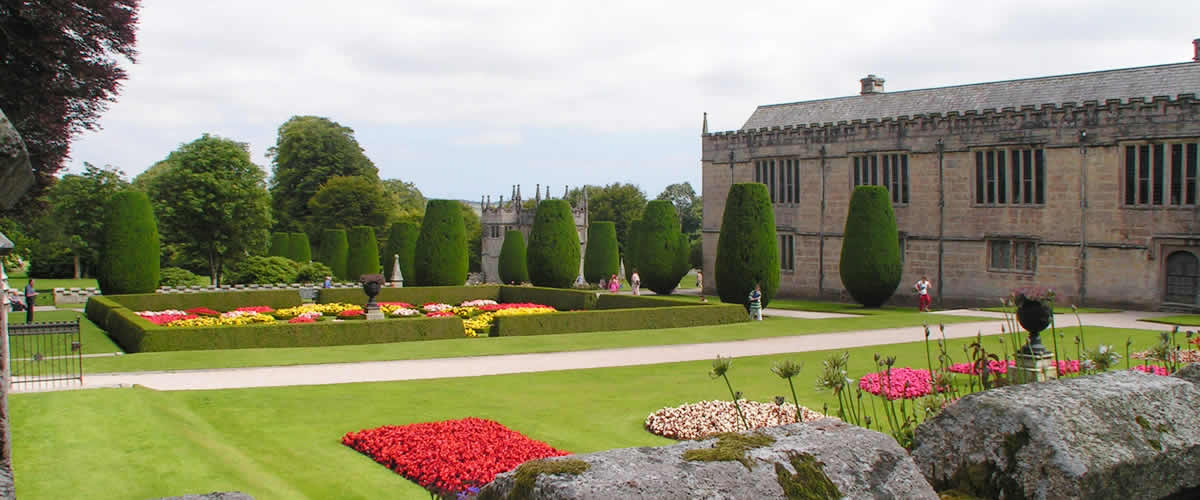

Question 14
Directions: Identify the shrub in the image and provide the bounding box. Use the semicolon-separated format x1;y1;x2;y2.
492;303;745;337
623;218;645;284
583;221;618;284
346;225;380;280
839;185;901;307
414;200;468;286
158;267;205;287
525;200;580;288
97;190;160;294
689;237;703;270
290;232;312;263
497;230;529;284
295;261;333;284
268;232;290;257
498;285;596;311
225;256;298;285
632;200;690;295
383;222;419;283
715;183;778;310
320;228;349;280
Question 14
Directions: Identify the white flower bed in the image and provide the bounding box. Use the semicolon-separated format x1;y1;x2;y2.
392;308;421;317
460;299;498;307
645;400;827;440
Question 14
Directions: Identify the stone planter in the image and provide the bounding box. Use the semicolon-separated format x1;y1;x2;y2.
1016;299;1052;354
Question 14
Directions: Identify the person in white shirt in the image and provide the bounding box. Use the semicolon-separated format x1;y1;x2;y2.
914;276;932;312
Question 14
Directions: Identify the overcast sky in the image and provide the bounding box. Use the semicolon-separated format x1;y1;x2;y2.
65;0;1198;201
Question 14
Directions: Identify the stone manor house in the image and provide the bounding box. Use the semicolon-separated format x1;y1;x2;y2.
701;41;1200;310
479;185;588;283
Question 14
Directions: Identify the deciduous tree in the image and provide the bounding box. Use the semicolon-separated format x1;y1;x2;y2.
567;183;646;256
45;163;129;278
306;175;392;242
268;116;378;232
656;182;702;236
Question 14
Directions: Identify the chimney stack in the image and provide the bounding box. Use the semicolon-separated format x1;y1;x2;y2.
1194;38;1199;62
860;74;885;95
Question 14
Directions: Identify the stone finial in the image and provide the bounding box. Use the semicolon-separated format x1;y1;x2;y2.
702;112;709;134
860;74;885;95
535;183;540;203
1194;38;1199;62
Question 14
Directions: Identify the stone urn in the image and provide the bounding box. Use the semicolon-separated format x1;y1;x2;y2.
360;274;385;320
1013;289;1054;355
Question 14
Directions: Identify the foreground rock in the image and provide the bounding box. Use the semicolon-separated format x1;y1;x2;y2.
911;368;1200;499
479;418;936;499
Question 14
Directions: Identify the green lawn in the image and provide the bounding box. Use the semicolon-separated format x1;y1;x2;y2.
1141;314;1200;326
78;311;987;374
10;325;1179;500
8;309;122;356
977;306;1120;314
6;273;100;306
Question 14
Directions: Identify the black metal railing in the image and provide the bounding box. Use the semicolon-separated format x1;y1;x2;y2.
9;319;82;391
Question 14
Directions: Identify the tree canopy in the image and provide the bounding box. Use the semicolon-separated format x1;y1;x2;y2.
46;163;129;277
267;115;378;232
0;0;140;208
306;175;393;240
383;179;426;226
656;182;702;236
146;134;272;285
567;182;646;256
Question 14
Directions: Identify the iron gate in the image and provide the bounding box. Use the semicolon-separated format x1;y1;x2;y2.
8;319;82;391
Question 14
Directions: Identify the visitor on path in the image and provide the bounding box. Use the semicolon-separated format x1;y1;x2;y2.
323;276;332;288
24;279;37;322
631;269;641;296
696;270;703;290
608;274;619;293
8;290;24;312
748;283;763;321
914;275;932;312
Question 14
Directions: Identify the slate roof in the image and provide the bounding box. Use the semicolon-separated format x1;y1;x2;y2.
741;62;1200;130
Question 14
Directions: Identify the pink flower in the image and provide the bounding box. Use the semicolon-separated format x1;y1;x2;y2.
1132;365;1169;376
858;368;945;400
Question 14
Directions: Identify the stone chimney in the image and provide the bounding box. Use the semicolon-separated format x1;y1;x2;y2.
1194;38;1199;62
860;74;885;95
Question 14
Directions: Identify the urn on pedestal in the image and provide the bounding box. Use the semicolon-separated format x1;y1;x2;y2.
360;274;386;320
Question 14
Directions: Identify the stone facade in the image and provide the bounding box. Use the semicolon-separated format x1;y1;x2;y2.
702;57;1200;310
479;185;588;283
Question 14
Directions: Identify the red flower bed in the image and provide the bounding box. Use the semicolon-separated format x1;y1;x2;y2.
342;417;569;496
859;367;945;400
136;312;197;325
234;305;274;313
476;303;552;312
338;309;365;319
426;311;455;318
185;307;221;316
288;316;316;324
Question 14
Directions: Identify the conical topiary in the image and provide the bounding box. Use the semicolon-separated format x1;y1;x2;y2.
414;200;468;286
498;230;530;284
839;185;901;307
320;228;349;280
290;232;312;263
526;200;580;288
268;232;290;257
382;222;419;283
631;201;690;295
715;183;779;310
346;225;380;279
97;190;160;294
583;221;618;284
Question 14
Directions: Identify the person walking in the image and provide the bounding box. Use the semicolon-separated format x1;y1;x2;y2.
631;269;641;296
914;275;932;312
24;278;37;322
696;270;704;290
747;283;763;320
608;274;619;293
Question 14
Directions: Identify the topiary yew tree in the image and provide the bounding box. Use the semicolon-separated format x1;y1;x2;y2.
633;200;691;295
320;228;349;280
97;190;160;294
583;221;618;284
346;225;380;279
290;232;311;263
839;185;902;307
498;230;529;284
715;183;779;310
623;218;645;284
382;221;419;283
414;199;468;286
268;232;290;258
526;199;580;288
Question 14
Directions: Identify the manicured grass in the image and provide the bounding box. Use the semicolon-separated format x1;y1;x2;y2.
977;306;1120;314
79;312;987;374
8;309;122;356
10;325;1179;500
7;275;100;306
1140;314;1200;326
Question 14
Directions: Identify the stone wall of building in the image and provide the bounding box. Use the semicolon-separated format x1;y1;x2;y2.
479;186;588;283
702;94;1200;309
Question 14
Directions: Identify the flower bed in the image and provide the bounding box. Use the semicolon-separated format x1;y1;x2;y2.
644;400;826;440
342;417;569;497
1132;364;1170;376
858;368;946;400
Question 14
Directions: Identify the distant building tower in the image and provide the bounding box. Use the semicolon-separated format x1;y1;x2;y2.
480;185;588;283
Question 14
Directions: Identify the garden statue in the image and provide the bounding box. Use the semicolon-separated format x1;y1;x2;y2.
360;274;386;320
1011;286;1057;382
391;254;403;288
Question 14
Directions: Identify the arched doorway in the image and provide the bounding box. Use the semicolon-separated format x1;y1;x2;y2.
1165;251;1200;305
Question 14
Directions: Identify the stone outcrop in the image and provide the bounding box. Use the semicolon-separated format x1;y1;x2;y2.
478;418;936;499
1173;362;1200;386
911;367;1200;499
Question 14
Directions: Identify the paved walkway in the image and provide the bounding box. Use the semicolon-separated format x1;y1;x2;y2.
56;309;1177;393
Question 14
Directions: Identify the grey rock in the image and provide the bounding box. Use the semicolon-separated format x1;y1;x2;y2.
0;108;35;210
154;492;253;500
1172;362;1200;386
911;370;1200;500
479;418;936;499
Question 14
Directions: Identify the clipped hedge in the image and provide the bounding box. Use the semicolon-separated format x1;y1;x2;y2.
97;190;160;294
383;222;419;283
715;183;779;310
91;290;303;314
347;225;380;280
414;200;468;286
290;232;312;263
595;293;700;310
268;232;291;257
318;285;500;306
498;230;529;284
85;295;127;327
525;200;580;288
498;286;597;311
632;200;690;295
583;221;618;284
321;228;349;280
492;303;746;337
840;185;901;308
109;315;465;353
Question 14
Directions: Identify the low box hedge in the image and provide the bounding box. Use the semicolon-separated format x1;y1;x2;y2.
499;286;598;311
98;290;304;313
595;294;701;309
85;295;125;327
109;315;465;353
491;303;746;337
317;285;499;306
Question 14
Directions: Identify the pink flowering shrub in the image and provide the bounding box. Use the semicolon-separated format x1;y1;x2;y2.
948;360;1015;375
1056;360;1081;375
1132;365;1170;376
858;368;945;400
